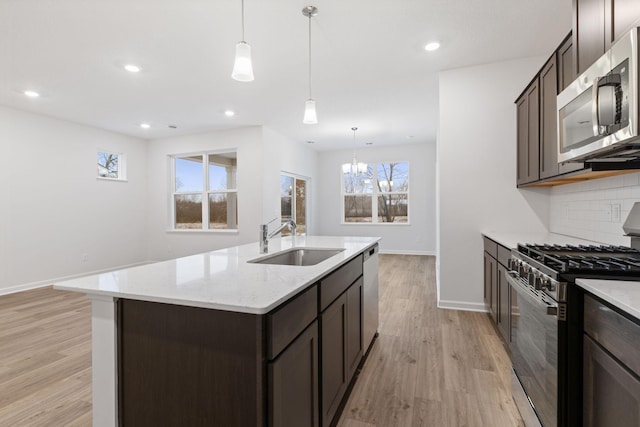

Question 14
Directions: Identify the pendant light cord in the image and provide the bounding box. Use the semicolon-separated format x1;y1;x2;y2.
308;13;312;99
241;0;245;42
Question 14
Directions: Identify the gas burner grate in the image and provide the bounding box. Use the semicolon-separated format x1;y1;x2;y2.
516;243;640;273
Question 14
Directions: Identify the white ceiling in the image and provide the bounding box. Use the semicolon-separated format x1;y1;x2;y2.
0;0;571;151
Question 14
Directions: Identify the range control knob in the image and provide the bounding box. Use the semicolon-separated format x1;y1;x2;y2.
534;275;544;290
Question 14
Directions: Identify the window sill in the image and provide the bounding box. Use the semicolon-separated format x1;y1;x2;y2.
166;229;239;234
97;177;128;182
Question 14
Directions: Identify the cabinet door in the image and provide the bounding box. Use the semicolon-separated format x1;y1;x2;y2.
321;292;348;427
497;263;510;342
484;253;497;323
575;0;606;74
346;277;363;382
606;0;640;48
583;335;640;427
269;320;319;427
516;80;540;185
540;55;560;180
558;34;576;92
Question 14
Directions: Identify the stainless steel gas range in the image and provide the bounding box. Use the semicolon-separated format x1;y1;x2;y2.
506;243;640;427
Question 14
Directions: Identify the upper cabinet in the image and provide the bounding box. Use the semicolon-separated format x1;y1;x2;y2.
516;79;540;186
539;55;559;180
574;0;640;74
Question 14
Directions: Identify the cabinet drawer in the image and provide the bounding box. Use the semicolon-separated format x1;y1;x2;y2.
497;245;511;268
483;237;498;258
584;294;640;376
320;254;363;311
267;284;318;360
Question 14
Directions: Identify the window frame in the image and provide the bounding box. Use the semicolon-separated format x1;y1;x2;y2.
97;149;127;181
340;161;410;225
169;149;238;233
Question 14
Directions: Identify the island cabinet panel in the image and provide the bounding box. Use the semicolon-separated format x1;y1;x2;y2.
346;277;363;381
267;284;318;359
118;299;264;427
320;254;363;311
321;292;348;427
269;320;319;427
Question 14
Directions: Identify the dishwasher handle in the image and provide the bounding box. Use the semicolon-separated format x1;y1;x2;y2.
364;243;378;261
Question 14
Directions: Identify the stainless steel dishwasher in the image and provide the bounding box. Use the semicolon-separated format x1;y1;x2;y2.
362;243;379;352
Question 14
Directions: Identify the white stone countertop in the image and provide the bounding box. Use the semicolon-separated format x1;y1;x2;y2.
54;236;380;314
576;279;640;320
481;231;602;250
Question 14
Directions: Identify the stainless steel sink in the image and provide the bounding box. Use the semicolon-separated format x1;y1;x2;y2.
248;248;345;266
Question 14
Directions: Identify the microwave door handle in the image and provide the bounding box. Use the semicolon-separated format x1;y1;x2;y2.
592;78;601;135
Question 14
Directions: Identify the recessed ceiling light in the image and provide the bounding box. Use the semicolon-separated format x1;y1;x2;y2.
306;140;315;144
124;64;141;73
224;110;235;117
366;142;373;145
24;90;40;98
168;125;177;129
424;41;440;51
140;123;150;129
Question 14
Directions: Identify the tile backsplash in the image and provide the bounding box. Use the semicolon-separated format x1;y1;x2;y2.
549;172;640;246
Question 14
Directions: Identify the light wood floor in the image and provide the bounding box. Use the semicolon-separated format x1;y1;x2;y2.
337;255;524;427
0;254;523;426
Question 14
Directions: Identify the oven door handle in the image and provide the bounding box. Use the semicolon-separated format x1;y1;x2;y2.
506;271;558;318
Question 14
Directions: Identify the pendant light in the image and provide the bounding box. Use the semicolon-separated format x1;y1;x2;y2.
302;6;318;124
231;0;254;82
342;127;368;175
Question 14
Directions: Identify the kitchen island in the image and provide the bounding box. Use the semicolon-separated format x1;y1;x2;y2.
54;235;380;427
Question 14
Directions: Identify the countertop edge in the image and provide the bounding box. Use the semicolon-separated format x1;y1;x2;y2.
53;237;380;315
575;278;640;320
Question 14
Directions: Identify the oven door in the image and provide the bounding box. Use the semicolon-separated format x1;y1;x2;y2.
507;271;558;427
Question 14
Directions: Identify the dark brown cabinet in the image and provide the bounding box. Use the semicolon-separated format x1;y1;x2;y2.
516;79;540;186
583;294;640;427
574;0;606;74
574;0;640;74
539;55;559;180
558;34;576;92
321;277;363;427
117;252;369;427
483;236;510;343
496;263;510;341
269;320;319;427
484;252;497;323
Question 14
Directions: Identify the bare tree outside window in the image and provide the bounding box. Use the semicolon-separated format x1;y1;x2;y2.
342;162;409;224
98;151;120;179
172;151;238;230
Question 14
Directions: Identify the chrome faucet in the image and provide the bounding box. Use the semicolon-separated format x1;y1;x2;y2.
260;219;296;253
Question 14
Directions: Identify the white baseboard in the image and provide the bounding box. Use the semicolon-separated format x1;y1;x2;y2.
379;249;437;256
0;261;152;296
437;299;489;313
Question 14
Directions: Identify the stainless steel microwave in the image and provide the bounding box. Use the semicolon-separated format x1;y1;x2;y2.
557;28;640;163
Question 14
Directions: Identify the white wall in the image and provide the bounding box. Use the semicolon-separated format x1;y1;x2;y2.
316;143;436;255
261;127;319;233
0;106;148;294
437;58;550;311
549;172;640;245
145;126;264;261
144;126;319;261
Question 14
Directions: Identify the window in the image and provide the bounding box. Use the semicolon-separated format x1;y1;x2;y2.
97;151;126;180
171;151;237;231
342;162;409;224
280;174;308;235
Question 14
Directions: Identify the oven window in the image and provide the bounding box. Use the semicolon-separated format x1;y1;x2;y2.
510;281;558;427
